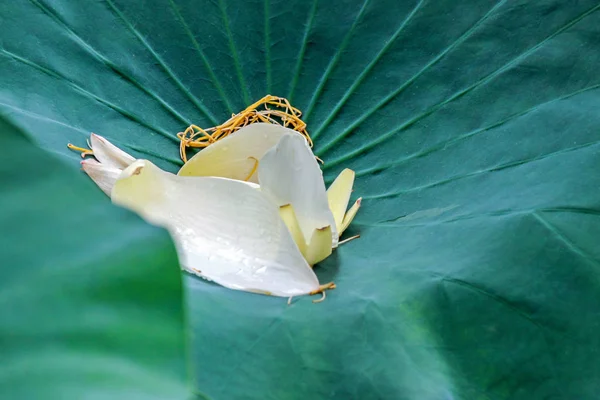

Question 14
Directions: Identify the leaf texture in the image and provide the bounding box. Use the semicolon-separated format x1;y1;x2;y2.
1;0;600;398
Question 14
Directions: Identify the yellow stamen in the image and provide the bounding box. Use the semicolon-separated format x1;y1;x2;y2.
177;95;313;163
309;281;336;303
67;143;94;158
243;157;259;181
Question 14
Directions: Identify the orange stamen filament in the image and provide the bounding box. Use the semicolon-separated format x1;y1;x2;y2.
177;95;314;163
244;157;259;181
67;143;94;158
309;282;336;303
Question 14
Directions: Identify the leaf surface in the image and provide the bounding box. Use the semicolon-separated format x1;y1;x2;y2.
0;117;188;398
2;0;600;398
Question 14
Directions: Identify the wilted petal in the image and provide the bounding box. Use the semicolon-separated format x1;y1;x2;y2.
259;134;339;248
279;204;307;255
112;160;320;297
305;225;333;266
341;198;362;234
327;168;355;233
90;134;136;169
178;123;293;183
81;159;122;196
278;204;332;266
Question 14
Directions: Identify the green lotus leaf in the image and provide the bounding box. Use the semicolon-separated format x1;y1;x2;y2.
1;0;600;398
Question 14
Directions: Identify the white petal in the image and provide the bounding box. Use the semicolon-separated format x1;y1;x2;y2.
111;160;320;297
259;134;339;247
178;123;295;183
90;134;136;169
81;159;122;196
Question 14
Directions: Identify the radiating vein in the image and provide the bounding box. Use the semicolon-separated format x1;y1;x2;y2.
217;0;251;105
0;101;184;167
0;101;89;135
441;277;551;333
317;0;508;158
311;0;426;140
0;48;177;142
533;212;600;270
288;0;318;102
367;207;600;228
302;0;372;120
28;0;191;127
104;0;219;124
125;143;184;166
168;0;235;115
320;2;600;163
362;140;600;200
353;83;600;177
264;0;272;94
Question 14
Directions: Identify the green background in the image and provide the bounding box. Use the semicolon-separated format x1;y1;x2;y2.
1;0;600;398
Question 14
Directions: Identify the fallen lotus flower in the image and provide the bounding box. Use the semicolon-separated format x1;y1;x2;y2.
69;123;360;298
179;123;361;264
112;159;328;297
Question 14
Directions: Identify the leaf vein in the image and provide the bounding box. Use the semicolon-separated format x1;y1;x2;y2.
28;0;191;127
104;0;219;124
264;0;272;94
362;140;600;200
352;83;600;177
532;211;600;270
302;0;372;120
0;48;177;142
317;0;508;154
217;0;251;105
320;2;600;163
288;0;318;102
311;0;426;139
167;0;235;115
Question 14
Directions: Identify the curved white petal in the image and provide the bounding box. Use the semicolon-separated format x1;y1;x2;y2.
258;134;339;248
112;160;320;297
178;123;296;183
90;134;136;169
81;159;122;196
